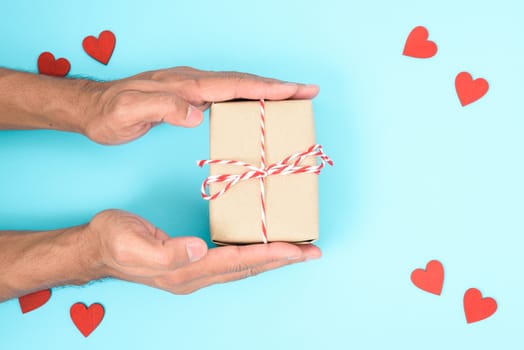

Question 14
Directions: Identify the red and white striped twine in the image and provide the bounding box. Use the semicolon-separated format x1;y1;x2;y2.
259;100;267;242
198;99;333;244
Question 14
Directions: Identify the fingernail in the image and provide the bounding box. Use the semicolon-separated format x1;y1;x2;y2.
304;254;322;261
287;255;301;261
185;105;202;124
186;242;206;262
186;105;194;119
304;83;320;89
305;256;320;262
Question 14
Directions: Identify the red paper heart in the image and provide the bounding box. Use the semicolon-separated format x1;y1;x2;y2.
403;26;438;58
70;302;105;337
455;72;489;106
37;52;70;77
18;289;51;314
82;30;116;65
410;260;444;295
464;288;497;324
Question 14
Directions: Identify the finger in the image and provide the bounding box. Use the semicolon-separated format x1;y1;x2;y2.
173;72;319;103
129;91;203;128
173;243;321;282
174;245;321;294
289;84;320;99
205;71;320;100
175;258;304;294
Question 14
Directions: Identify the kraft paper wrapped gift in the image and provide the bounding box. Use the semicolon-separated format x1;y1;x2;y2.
202;99;327;245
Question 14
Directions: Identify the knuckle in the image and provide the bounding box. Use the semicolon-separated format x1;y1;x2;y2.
175;66;196;73
149;71;162;80
181;76;201;92
242;267;253;278
149;69;168;80
245;265;263;278
230;262;249;274
229;263;263;278
91;209;121;226
142;66;198;81
107;92;137;118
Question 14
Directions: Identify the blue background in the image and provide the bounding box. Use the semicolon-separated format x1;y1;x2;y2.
1;0;523;348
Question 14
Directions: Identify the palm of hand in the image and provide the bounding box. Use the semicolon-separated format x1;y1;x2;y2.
88;210;320;294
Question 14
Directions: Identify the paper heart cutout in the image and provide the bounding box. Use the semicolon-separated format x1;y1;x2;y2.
455;72;489;106
464;288;497;324
403;26;438;59
82;30;116;65
410;260;444;295
18;289;51;314
37;52;70;77
70;302;105;337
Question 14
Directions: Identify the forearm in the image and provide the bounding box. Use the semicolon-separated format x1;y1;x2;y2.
0;225;106;302
0;68;94;133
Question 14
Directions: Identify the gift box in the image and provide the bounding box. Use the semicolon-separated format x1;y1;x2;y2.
198;99;331;245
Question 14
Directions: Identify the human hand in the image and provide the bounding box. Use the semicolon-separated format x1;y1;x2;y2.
87;210;321;294
81;67;320;145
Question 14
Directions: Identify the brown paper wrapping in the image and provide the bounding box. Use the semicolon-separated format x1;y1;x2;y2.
208;100;318;244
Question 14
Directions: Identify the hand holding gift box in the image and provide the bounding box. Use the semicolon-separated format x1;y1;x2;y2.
199;99;332;245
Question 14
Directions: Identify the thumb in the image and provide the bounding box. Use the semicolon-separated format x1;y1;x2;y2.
165;103;204;128
146;236;208;270
156;94;204;128
129;92;204;128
